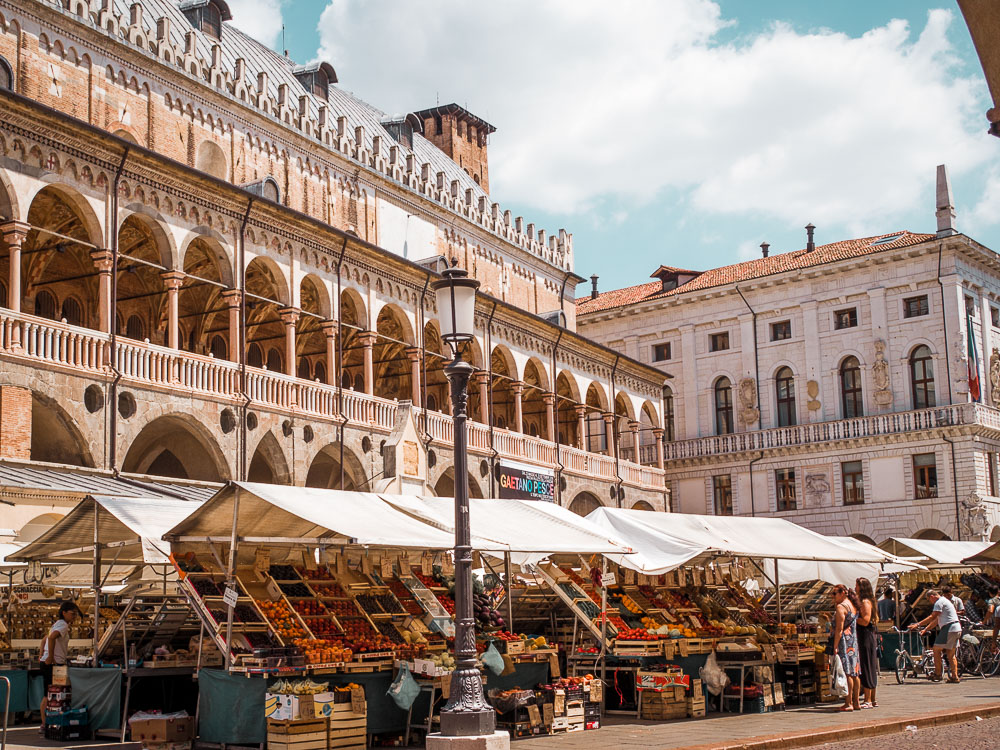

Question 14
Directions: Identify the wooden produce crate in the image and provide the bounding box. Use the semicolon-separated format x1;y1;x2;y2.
639;688;688;721
686;696;706;718
613;639;662;657
327;703;366;750
267;719;328;750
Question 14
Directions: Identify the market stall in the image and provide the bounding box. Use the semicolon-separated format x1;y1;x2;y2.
163;481;630;744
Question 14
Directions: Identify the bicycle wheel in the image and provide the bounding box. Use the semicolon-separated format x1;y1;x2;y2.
895;652;910;684
984;642;1000;677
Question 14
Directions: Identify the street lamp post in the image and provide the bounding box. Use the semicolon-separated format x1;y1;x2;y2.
432;267;496;738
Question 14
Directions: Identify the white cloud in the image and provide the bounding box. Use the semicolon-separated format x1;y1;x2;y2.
969;169;1000;231
316;2;992;230
227;0;286;50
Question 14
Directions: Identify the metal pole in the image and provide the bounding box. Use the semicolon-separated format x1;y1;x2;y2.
224;486;241;671
1;674;10;750
775;560;782;625
504;552;514;635
92;502;101;666
440;355;494;737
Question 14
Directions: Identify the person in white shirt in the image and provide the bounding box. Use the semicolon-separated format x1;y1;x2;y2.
40;601;80;727
941;585;965;619
910;589;961;683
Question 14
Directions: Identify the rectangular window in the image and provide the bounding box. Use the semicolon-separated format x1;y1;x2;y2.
913;453;938;499
834;308;858;330
775;468;796;511
990;453;998;497
842;460;865;505
652;343;671;362
771;321;791;341
710;332;730;352
903;295;929;318
713;475;733;516
993;307;1000;328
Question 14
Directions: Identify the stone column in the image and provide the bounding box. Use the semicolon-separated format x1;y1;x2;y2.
603;412;615;455
405;347;422;405
510;380;524;433
476;370;490;424
2;221;29;314
629;420;641;463
800;299;821;422
941;274;967;403
360;331;377;396
543;392;556;442
161;271;185;349
279;307;300;377
575;404;587;450
321;320;337;386
89;249;114;333
653;427;665;470
221;289;241;363
679;323;698;438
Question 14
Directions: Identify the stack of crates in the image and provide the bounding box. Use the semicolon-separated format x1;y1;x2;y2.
45;684;89;742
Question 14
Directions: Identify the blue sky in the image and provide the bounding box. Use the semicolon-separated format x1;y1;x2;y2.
229;1;998;295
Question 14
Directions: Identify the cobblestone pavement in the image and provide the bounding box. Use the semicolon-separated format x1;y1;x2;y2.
508;675;1000;750
812;714;1000;749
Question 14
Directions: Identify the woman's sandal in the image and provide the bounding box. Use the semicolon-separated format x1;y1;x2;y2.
839;706;854;712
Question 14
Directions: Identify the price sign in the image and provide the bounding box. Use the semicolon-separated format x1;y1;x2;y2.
603;572;617;588
380;556;393;578
223;586;239;608
350;685;366;714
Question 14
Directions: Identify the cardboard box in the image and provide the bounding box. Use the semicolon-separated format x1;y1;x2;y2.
265;693;338;720
129;716;195;744
52;665;69;686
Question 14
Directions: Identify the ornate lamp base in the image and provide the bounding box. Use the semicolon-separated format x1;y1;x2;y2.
426;730;510;750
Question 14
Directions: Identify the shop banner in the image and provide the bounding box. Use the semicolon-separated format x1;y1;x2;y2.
497;460;555;502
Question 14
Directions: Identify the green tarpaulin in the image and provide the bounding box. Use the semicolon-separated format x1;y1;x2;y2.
198;669;267;744
69;667;121;730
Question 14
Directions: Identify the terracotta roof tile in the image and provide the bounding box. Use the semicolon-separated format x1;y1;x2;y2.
576;231;934;315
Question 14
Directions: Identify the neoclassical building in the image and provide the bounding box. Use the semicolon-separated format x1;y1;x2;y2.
0;0;669;539
578;169;1000;543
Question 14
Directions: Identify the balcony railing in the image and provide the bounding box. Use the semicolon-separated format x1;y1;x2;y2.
665;402;994;461
0;308;665;490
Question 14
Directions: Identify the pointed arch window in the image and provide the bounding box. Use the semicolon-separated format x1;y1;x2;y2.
247;342;264;368
34;290;57;320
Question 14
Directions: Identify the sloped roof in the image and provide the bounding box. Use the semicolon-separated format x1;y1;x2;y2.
110;1;488;203
577;231;934;315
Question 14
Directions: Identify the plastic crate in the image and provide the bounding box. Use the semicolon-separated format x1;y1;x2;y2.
723;696;766;714
46;707;89;727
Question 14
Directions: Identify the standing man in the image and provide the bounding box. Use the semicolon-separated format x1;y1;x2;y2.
942;584;966;619
909;589;961;683
40;601;80;727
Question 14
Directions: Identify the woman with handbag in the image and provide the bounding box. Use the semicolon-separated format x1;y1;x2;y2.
831;584;862;711
855;578;879;708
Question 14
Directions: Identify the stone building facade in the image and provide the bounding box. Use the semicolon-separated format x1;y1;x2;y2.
577;171;1000;543
0;0;669;539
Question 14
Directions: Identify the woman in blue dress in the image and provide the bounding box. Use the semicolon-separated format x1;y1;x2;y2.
831;583;862;711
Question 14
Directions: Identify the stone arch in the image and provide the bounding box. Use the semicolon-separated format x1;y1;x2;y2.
179;234;232;356
120;205;178;268
423;320;449;413
247;430;291;484
555;371;582;447
305;442;369;491
116;212;169;344
490;344;518;430
246;256;289;372
112;128;140;145
195;139;228;180
850;533;877;545
568;491;602;517
0;167;18;221
17;512;65;543
21;184;103;327
339;287;368;390
914;528;950;541
178;229;234;287
991;526;1000;543
373;303;416;402
637;400;659;464
585;382;609;453
433;466;484;499
121;414;228;481
297;274;330;380
614;392;635;458
631;500;655;512
522;357;550;440
30;391;94;467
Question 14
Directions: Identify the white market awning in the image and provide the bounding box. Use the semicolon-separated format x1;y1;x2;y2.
771;536;925;588
879;537;991;567
378;494;632;556
11;494;203;566
586;508;888;576
165;482;461;551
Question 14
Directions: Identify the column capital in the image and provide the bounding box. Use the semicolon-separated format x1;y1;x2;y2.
89;248;114;272
221;289;242;306
542;392;556;406
160;270;185;290
509;380;525;395
603;411;615;424
574;403;588;416
474;369;490;385
652;427;665;439
628;419;641;432
358;330;379;346
1;220;30;245
320;319;338;336
278;306;301;326
404;346;422;362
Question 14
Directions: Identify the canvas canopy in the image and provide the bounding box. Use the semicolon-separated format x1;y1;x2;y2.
586;508;888;576
0;542;25;571
12;494;202;566
961;540;1000;565
165;482;462;552
378;494;632;556
770;536;925;588
878;537;991;567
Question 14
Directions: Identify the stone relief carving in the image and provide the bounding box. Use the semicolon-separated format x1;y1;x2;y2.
806;380;821;411
961;492;990;541
738;377;759;425
873;339;892;407
990;348;1000;405
805;472;831;507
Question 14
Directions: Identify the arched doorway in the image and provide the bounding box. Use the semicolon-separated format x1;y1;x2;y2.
850;533;877;545
305;443;368;491
914;528;950;541
247;431;290;484
568;491;601;517
433;467;484;499
30;393;94;467
122;415;228;481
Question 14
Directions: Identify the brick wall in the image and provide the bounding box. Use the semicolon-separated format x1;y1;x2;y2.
0;385;31;459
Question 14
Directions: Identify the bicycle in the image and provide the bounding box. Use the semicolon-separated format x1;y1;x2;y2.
894;626;932;683
955;617;982;678
976;632;1000;677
